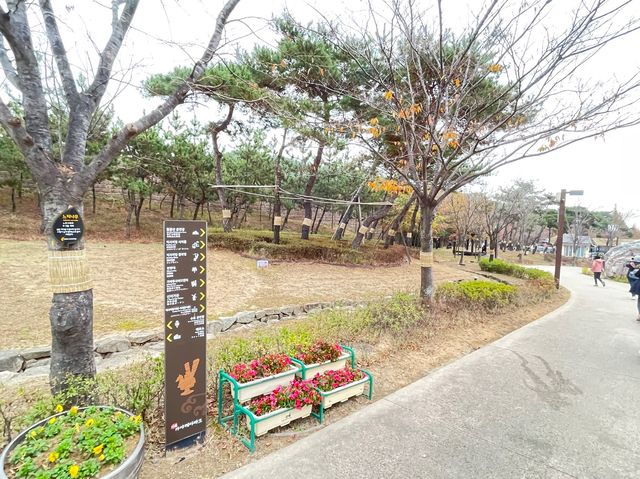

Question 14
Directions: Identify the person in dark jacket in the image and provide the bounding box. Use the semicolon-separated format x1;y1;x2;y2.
626;257;639;298
631;264;640;321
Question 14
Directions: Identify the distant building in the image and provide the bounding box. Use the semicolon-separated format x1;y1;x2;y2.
561;234;593;258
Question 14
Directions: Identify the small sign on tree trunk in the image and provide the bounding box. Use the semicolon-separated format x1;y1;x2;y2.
52;207;84;247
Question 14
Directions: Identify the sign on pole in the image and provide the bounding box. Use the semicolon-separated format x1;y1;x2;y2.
163;220;207;448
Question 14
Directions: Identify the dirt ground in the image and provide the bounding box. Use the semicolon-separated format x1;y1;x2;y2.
0;239;480;348
140;287;570;479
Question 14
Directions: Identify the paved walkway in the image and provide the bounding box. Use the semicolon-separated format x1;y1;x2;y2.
224;267;640;479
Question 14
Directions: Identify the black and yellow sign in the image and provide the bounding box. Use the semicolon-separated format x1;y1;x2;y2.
52;207;84;246
163;220;207;447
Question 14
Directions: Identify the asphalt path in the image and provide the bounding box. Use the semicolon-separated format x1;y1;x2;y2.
224;267;640;479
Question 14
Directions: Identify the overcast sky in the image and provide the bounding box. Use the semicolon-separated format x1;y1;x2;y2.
7;0;640;226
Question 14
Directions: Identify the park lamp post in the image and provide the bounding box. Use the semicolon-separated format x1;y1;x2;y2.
554;189;584;289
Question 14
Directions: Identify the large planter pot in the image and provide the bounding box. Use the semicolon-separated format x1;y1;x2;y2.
0;406;144;479
246;405;313;437
295;351;351;380
230;365;300;403
319;376;368;409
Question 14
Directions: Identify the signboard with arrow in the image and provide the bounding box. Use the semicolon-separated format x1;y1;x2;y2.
52;206;84;246
163;220;207;448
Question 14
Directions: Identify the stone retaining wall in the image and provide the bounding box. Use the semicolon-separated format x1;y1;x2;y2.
0;300;363;385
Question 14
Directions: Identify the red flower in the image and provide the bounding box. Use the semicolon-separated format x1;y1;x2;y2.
248;379;321;416
294;341;343;365
228;354;292;383
313;367;365;392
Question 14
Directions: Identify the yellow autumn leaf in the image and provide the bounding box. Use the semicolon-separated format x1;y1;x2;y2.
488;63;502;73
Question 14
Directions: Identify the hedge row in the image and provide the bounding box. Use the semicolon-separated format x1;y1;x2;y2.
478;258;553;281
436;280;517;309
208;229;405;265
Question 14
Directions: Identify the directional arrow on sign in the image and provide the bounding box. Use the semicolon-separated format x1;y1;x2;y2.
60;236;65;241
199;265;205;274
200;228;206;237
166;333;173;343
199;304;205;313
199;279;205;287
167;321;173;330
199;253;205;262
199;292;205;301
199;240;206;249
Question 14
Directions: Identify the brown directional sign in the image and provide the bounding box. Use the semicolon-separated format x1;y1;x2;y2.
52;207;84;246
164;220;207;447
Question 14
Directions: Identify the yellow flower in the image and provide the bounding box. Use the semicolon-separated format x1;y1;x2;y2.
134;415;142;425
99;454;106;462
454;78;461;88
48;452;59;463
54;404;64;413
488;63;502;73
369;117;379;126
85;418;94;427
30;430;37;439
48;417;56;425
93;444;104;455
383;90;394;100
69;406;78;416
69;464;79;478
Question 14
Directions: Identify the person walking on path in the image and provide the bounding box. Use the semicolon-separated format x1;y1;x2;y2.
591;255;606;287
631;265;640;320
625;257;639;298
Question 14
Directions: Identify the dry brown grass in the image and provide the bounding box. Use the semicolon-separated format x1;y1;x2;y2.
0;238;479;348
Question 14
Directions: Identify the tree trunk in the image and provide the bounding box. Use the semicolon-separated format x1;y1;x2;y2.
11;187;16;212
282;207;292;230
193;202;201;220
311;205;320;233
313;206;327;234
301;142;325;240
384;194;416;248
211;105;234;233
419;201;436;303
135;194;144;229
273;130;287;244
43;195;96;393
170;194;175;218
91;184;96;214
352;196;396;249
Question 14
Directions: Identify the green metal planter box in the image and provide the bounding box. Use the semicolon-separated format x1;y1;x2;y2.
291;345;355;380
316;369;373;423
221;364;300;404
234;403;319;452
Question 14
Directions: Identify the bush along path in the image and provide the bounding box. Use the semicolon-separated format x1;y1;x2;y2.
0;264;566;479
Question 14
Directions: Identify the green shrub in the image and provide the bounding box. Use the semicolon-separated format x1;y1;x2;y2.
479;258;553;281
436;280;517;309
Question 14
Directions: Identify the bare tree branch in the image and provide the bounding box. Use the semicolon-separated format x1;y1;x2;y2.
39;0;80;106
0;37;19;89
79;0;242;189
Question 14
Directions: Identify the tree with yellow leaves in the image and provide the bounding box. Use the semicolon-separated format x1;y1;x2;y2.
291;0;640;302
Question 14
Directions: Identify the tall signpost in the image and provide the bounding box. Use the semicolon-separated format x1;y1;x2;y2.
163;220;207;448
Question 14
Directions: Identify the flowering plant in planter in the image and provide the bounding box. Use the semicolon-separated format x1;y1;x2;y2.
247;380;321;416
5;405;141;479
313;368;365;392
229;353;292;383
293;341;343;365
